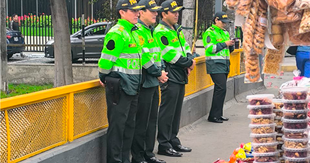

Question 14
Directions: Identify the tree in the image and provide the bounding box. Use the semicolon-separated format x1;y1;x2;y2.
50;0;73;87
0;0;8;92
181;0;195;47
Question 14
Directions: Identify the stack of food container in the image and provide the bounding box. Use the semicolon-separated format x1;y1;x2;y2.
281;87;309;163
273;99;284;162
247;94;279;162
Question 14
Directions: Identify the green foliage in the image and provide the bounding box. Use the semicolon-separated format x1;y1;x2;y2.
0;84;53;99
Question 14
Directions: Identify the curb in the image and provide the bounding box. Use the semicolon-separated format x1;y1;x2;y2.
281;65;297;72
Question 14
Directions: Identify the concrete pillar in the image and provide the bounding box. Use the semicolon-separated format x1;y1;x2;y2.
215;0;222;13
181;0;195;48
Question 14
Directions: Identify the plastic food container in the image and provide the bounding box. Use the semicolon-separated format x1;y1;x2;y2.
283;136;308;148
247;94;274;105
282;109;308;119
274;117;283;126
249;123;276;134
282;87;308;100
273;109;283;117
248;114;275;124
248;105;274;115
251;133;277;143
252;142;278;153
283;128;308;139
273;99;284;110
283;156;310;163
283;147;309;158
253;152;279;162
283;100;309;110
282;118;308;129
278;149;283;157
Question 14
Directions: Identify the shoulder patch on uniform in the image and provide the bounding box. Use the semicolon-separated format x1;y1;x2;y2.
118;26;124;31
106;40;115;50
161;36;168;45
210;27;214;30
171;37;178;43
207;36;211;43
129;43;137;47
148;38;154;43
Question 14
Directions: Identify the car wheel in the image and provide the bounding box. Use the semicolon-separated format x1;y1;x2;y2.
7;53;14;59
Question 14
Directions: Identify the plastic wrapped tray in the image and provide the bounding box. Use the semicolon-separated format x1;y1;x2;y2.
248;105;274;115
247;94;275;105
253;152;279;162
283;136;308;148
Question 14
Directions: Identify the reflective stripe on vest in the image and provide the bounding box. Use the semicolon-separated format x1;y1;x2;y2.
99;67;111;74
149;47;161;53
204;43;217;54
100;53;117;62
161;46;181;64
206;56;230;60
112;66;141;75
143;60;154;69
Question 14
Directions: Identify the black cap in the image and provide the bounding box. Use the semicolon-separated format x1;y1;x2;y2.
161;0;184;12
214;12;231;23
138;0;162;11
116;0;145;10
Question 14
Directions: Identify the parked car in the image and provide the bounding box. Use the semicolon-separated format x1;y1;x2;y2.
6;28;25;59
44;22;113;62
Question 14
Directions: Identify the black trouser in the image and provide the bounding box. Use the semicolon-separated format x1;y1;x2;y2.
157;81;185;151
208;73;228;119
106;84;139;163
131;86;159;162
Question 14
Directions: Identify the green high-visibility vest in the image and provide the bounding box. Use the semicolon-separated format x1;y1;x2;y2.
202;24;230;74
98;19;143;95
136;20;163;88
154;22;191;64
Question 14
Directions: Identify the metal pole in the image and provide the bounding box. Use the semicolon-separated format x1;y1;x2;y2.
1;0;8;92
215;0;222;13
21;0;23;16
74;0;77;19
110;0;112;20
82;1;85;65
36;0;38;16
6;0;8;16
91;2;93;19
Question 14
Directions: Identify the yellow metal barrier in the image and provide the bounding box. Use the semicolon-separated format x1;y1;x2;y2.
0;49;243;163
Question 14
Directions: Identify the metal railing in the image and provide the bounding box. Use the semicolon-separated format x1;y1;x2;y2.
0;49;244;163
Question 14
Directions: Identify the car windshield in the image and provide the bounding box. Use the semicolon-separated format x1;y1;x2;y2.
85;25;107;36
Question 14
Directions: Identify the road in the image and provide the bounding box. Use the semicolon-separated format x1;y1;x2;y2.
8;52;99;64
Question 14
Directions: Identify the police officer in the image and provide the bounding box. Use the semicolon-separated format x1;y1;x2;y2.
154;0;195;157
131;0;168;163
202;12;235;123
97;0;145;162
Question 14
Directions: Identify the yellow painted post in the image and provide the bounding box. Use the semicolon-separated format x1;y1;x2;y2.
5;110;11;163
67;93;74;142
237;51;241;75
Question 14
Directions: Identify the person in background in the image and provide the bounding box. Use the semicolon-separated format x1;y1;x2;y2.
10;14;19;31
202;12;235;123
154;0;196;157
296;46;310;77
131;0;167;163
97;0;145;162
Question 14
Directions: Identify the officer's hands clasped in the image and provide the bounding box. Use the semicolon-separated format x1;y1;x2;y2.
158;71;169;83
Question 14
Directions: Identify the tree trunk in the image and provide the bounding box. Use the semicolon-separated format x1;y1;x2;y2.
0;0;8;92
50;0;73;87
181;0;195;48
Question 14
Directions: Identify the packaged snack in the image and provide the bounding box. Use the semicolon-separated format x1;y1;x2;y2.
270;5;302;24
248;105;274;115
273;99;284;109
282;118;308;129
225;0;240;10
299;9;310;34
283;136;308;148
283;100;308;110
249;114;275;124
274;110;284;117
250;123;276;134
275;126;283;134
286;21;310;45
283;147;308;158
252;142;278;153
275;117;283;126
276;133;284;142
253;151;279;162
247;94;274;105
263;45;286;75
251;133;277;143
283;128;308;139
281;87;308;100
236;0;253;16
266;0;295;13
283;156;310;163
282;109;308;119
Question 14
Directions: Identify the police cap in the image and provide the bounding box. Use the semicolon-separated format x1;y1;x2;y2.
214;12;231;23
116;0;145;11
161;0;184;12
138;0;162;12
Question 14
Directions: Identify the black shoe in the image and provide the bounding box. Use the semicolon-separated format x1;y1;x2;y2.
220;116;229;121
132;160;148;163
146;157;166;163
157;148;183;157
208;117;223;123
174;145;192;152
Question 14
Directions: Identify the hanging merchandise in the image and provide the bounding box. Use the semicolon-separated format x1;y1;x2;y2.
299;9;310;34
294;0;310;10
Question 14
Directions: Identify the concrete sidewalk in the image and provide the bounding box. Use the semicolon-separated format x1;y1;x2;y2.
153;72;294;163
